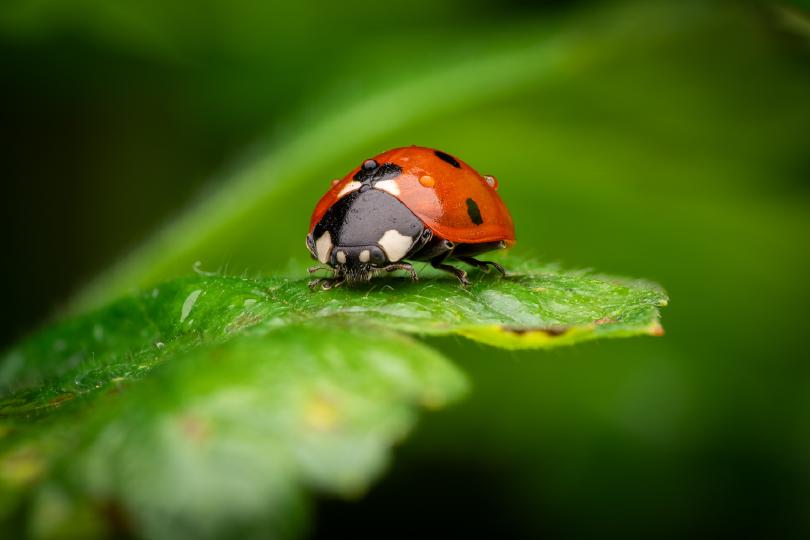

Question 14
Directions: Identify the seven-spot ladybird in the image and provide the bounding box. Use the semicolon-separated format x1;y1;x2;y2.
306;146;515;288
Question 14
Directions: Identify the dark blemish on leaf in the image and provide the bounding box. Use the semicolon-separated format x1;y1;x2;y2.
466;198;483;225
545;327;569;337
48;393;75;407
434;150;461;168
502;326;568;337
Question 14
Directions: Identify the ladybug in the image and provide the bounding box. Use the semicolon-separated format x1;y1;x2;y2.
306;146;515;288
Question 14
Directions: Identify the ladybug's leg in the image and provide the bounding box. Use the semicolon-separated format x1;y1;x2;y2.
308;265;331;274
430;255;469;287
308;265;338;290
382;262;418;281
456;256;507;277
308;276;345;290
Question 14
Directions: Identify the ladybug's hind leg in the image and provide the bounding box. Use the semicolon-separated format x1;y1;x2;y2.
456;256;507;277
430;255;469;287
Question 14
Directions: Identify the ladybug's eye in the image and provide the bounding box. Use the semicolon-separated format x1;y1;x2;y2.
362;159;378;171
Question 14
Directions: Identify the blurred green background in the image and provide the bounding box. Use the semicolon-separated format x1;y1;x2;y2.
2;0;810;537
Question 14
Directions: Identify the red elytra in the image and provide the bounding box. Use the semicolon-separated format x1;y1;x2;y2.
309;146;515;246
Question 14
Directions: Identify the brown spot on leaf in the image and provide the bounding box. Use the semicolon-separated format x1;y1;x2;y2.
595;317;616;325
502;325;568;337
48;393;75;407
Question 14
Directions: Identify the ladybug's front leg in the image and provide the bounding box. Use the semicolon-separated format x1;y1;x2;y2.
308;276;345;290
382;262;418;281
308;265;331;275
308;266;345;290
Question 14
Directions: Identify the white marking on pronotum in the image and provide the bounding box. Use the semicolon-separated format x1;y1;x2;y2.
181;289;203;322
336;250;347;264
374;180;400;196
337;181;362;198
378;229;412;262
315;231;333;264
359;249;370;263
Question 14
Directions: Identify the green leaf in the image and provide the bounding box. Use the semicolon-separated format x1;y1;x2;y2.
0;263;665;539
1;326;465;539
296;263;667;349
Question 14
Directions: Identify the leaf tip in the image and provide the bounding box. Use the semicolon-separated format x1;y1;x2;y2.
647;321;665;337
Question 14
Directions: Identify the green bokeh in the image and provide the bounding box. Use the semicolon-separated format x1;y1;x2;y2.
2;0;809;537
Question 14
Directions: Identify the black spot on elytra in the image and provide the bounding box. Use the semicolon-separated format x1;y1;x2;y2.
353;162;402;185
466;198;483;225
435;150;461;168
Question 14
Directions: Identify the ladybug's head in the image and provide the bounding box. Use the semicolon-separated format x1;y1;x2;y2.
306;180;429;283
